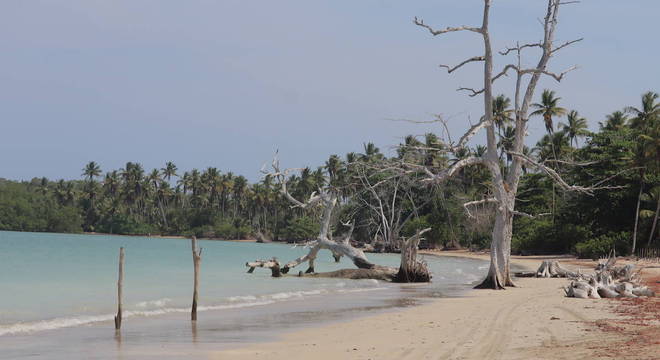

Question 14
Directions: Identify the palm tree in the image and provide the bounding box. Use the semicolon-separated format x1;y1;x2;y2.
561;110;588;147
362;142;383;161
531;89;566;134
498;126;516;164
626;91;659;253
492;95;514;135
82;161;102;182
626;91;659;131
599;111;628;131
161;162;178;182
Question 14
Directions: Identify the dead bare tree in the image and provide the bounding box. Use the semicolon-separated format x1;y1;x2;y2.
354;162;429;252
263;154;375;274
409;0;616;289
250;154;432;282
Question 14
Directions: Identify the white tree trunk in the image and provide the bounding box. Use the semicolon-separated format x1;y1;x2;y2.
632;180;644;254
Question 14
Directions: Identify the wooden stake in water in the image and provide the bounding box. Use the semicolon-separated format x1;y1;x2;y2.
114;247;124;330
191;237;202;321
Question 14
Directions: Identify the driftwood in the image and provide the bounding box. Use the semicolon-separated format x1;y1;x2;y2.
246;259;281;277
191;237;202;321
393;228;432;283
535;260;582;278
114;247;124;330
532;254;655;300
255;231;273;243
306;266;398;281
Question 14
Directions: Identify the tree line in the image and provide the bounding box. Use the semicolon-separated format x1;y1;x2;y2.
0;91;657;258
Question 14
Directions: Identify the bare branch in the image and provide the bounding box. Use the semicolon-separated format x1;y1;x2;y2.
440;56;484;73
491;64;518;82
413;17;482;35
542;159;600;167
552;38;583;53
509;151;610;195
512;210;551;219
421;156;487;184
262;152;324;209
457;87;485;97
499;42;542;56
526;65;578;82
463;198;498;218
454;116;490;150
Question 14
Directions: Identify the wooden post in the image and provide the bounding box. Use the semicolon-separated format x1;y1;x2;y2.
114;247;124;330
191;236;202;321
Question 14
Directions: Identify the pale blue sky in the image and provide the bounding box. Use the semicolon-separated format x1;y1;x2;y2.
1;1;657;182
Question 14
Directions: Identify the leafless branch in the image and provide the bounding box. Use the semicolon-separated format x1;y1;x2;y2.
454;116;490;150
457;87;485;97
512;210;551;219
262;152;324;209
499;42;542;56
552;38;583;53
528;65;578;82
509;151;612;195
542;159;600;166
413;17;482;36
463;198;498;218
440;56;485;73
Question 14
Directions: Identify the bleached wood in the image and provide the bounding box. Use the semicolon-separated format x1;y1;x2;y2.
114;247;124;330
439;56;485;73
191;237;202;321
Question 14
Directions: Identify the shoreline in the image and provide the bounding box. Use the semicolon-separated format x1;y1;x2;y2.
213;251;660;360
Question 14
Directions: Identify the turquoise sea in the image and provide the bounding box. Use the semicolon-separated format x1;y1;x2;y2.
0;231;487;359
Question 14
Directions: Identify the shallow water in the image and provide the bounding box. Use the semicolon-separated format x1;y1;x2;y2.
0;231;487;359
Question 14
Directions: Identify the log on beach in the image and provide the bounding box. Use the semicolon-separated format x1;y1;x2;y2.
533;255;657;300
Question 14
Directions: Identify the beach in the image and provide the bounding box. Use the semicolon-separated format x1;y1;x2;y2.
215;251;660;360
1;231;658;359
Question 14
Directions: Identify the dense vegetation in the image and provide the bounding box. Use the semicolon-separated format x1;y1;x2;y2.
0;91;657;258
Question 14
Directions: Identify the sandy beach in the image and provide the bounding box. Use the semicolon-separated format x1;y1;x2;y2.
214;251;660;360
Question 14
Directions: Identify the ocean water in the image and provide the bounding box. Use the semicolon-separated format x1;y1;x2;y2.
0;231;487;359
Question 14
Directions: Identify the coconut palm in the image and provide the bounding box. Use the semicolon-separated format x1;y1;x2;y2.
626;91;659;253
82;161;102;182
531;89;566;134
492;95;514;135
161;162;178;182
626;91;659;131
498;126;516;163
560;110;589;147
599;111;628;131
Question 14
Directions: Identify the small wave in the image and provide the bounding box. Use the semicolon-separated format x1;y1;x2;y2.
134;298;172;308
0;300;274;337
336;287;387;294
269;289;325;300
1;285;390;336
227;295;258;302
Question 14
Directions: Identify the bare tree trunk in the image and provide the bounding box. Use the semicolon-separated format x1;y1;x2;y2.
648;194;660;247
394;228;431;282
632;180;644;254
476;206;509;289
114;247;124;330
191;236;202;321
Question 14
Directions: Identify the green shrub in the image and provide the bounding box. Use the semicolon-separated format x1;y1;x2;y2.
574;231;630;259
281;216;319;241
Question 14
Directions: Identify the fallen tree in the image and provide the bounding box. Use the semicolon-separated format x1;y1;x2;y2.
245;154;431;282
525;254;655;299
